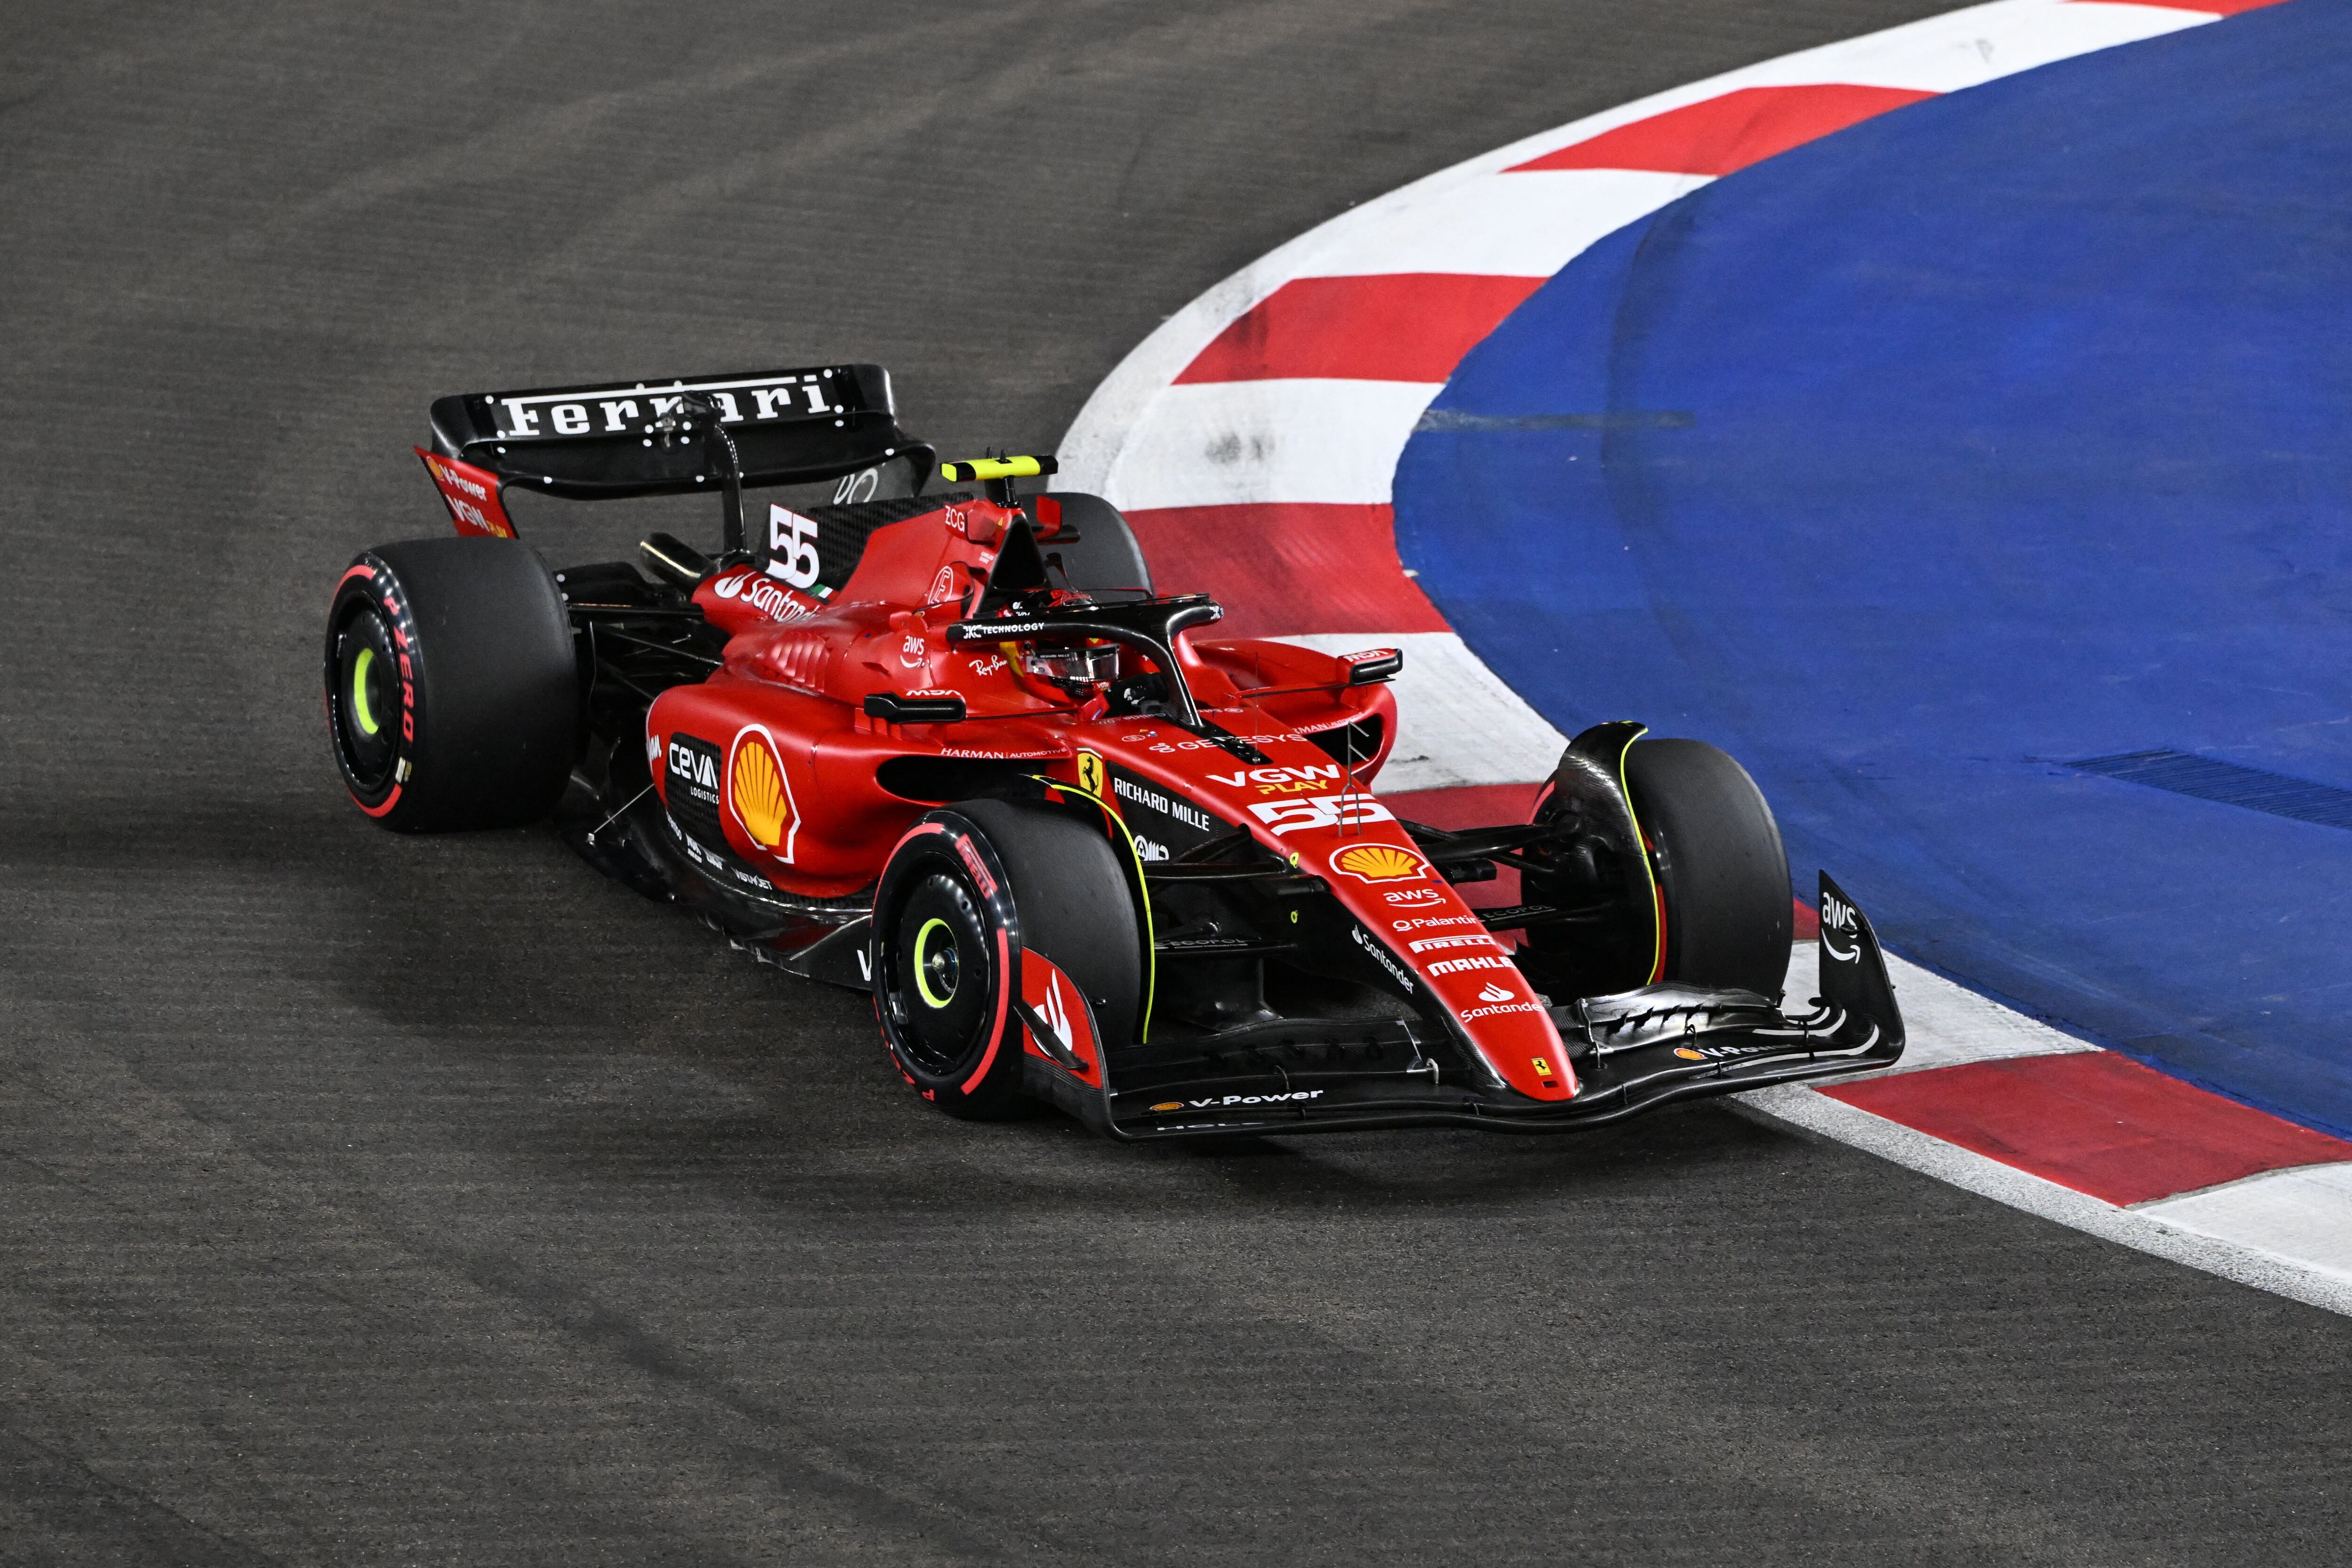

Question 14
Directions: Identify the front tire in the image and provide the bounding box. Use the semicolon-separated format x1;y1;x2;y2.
324;536;580;832
1624;739;1792;997
870;800;1142;1119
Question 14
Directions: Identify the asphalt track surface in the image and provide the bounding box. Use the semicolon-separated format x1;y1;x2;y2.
4;5;2347;1564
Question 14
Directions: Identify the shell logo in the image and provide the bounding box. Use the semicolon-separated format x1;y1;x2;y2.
728;726;798;858
1329;842;1429;884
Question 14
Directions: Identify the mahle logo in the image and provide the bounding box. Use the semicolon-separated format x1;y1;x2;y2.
1428;954;1513;977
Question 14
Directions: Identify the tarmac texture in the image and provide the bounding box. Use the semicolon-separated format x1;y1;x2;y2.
3;3;2347;1563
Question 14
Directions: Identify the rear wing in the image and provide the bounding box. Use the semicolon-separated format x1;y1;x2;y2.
424;363;933;503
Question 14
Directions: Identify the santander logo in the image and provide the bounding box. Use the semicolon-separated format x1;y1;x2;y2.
709;568;819;623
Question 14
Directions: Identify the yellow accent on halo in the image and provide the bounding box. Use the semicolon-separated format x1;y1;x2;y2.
731;735;792;848
350;648;381;736
940;455;1046;482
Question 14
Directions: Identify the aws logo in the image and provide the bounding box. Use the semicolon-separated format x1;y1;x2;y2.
726;725;799;860
1821;891;1859;962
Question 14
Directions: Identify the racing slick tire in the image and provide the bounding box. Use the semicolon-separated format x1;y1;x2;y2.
324;537;580;833
1624;739;1793;998
1042;492;1153;595
871;800;1142;1120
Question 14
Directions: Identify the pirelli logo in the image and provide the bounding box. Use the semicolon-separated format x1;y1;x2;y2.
488;371;854;440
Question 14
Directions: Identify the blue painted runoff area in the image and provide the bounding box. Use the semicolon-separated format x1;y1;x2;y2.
1394;0;2352;1138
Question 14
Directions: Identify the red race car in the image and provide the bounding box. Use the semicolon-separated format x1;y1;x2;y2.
324;362;1903;1138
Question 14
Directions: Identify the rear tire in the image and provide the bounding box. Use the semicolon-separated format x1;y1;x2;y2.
871;800;1142;1119
324;536;580;832
1624;739;1792;997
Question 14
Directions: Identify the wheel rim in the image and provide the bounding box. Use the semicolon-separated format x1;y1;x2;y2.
887;870;993;1077
331;606;401;792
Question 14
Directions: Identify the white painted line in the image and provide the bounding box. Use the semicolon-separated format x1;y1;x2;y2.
2135;1163;2352;1281
1060;1;2227;498
1294;170;1704;279
1445;0;2211;164
1104;379;1442;510
1736;1084;2352;1317
1686;0;2210;96
1276;631;1568;791
1756;947;2352;1316
1782;940;2100;1073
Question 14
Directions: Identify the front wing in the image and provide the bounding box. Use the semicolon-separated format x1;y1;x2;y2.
1026;873;1905;1140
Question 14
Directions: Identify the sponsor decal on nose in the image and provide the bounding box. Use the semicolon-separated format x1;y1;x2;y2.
1428;955;1514;977
1329;843;1429;883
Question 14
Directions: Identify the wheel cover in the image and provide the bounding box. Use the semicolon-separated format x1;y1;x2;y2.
331;607;401;792
912;917;960;1008
886;870;993;1077
351;648;381;735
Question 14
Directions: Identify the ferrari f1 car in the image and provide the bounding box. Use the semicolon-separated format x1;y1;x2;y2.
324;362;1903;1139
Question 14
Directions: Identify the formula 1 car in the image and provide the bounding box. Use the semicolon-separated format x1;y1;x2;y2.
324;362;1904;1138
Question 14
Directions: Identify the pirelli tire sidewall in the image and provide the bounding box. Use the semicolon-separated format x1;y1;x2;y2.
323;537;580;833
871;810;1028;1118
